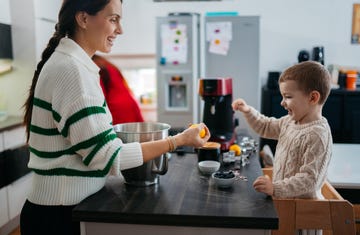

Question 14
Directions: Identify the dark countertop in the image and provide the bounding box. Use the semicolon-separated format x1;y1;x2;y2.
0;115;23;132
73;152;278;230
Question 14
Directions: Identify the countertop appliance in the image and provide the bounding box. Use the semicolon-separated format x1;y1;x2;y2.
199;77;235;151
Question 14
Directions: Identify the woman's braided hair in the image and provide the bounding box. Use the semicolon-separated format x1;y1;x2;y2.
23;0;115;141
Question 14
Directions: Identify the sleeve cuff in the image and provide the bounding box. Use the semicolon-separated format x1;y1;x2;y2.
109;142;144;176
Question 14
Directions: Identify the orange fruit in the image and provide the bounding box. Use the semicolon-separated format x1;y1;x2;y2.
190;124;206;138
229;144;242;156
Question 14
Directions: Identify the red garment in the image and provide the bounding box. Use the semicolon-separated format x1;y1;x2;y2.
93;55;144;124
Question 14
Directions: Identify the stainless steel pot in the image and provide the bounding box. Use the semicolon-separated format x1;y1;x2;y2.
114;122;170;186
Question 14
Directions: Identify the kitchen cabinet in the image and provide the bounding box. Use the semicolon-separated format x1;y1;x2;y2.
261;87;360;153
7;174;32;220
3;126;26;150
8;0;61;66
0;151;6;189
3;146;30;186
344;94;360;143
0;117;31;232
0;0;11;24
34;18;56;62
33;0;61;22
33;0;61;61
0;187;9;228
0;132;4;152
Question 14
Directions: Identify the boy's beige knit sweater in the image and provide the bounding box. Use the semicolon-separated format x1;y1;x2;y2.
244;107;332;199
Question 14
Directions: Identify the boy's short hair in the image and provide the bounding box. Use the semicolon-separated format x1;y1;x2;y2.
279;61;331;105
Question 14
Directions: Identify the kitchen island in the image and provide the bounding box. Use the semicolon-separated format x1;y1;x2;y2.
73;152;278;235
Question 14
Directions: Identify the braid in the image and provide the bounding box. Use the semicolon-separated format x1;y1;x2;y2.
23;0;117;142
23;24;66;141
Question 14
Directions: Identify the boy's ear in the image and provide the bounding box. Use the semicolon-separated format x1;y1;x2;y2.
309;91;320;104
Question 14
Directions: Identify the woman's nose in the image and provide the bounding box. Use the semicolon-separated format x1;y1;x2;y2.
116;23;123;35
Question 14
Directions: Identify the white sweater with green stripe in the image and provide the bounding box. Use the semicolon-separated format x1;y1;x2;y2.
27;38;143;206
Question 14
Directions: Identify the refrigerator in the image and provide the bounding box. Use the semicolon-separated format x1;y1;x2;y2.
156;14;260;139
156;13;200;132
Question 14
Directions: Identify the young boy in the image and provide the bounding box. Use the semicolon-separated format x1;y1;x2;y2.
233;61;332;199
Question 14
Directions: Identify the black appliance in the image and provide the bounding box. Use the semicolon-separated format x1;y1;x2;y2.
312;46;324;65
298;50;310;63
199;77;236;151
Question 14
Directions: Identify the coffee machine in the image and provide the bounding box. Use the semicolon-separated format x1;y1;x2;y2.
199;77;236;151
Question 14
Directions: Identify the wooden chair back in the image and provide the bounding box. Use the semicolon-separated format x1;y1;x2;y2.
262;168;356;235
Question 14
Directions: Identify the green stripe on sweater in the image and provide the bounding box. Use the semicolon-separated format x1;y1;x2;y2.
61;106;106;137
33;98;61;122
33;97;52;110
33;97;107;137
31;147;121;177
30;125;60;135
83;133;118;166
29;128;113;158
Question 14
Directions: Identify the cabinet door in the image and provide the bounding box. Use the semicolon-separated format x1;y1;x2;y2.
35;18;56;62
33;0;62;21
323;94;344;142
0;132;4;152
0;0;11;24
3;126;26;150
0;151;6;189
344;95;360;143
0;187;9;227
4;146;30;184
7;173;32;220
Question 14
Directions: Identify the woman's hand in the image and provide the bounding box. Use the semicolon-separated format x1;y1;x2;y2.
175;123;210;148
253;175;274;196
232;98;251;113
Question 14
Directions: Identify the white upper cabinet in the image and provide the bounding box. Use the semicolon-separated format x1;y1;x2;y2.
0;0;11;24
33;0;61;61
34;0;62;21
0;132;3;152
35;18;56;62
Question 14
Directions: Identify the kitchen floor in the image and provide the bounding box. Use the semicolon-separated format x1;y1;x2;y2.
9;227;20;235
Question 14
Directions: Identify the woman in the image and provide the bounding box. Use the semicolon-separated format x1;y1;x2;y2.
93;54;145;124
20;0;210;234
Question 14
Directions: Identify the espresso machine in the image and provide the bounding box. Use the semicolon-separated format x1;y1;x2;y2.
199;77;236;151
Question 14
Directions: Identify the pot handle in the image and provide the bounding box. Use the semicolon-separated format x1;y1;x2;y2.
151;153;169;175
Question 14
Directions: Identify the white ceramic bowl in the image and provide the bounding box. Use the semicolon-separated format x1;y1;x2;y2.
212;171;235;188
198;160;220;175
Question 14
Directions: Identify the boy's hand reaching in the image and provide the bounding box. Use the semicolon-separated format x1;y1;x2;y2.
253;175;274;196
232;98;251;113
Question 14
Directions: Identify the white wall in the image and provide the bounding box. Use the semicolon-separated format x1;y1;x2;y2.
1;0;360;116
114;0;360;83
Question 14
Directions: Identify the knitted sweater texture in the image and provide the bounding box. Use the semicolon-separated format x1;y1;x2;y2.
27;38;143;206
244;107;332;198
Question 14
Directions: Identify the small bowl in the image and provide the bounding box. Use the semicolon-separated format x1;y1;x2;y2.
212;171;235;188
198;160;220;175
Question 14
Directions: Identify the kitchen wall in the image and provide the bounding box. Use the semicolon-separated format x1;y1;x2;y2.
116;0;360;77
1;0;360;117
